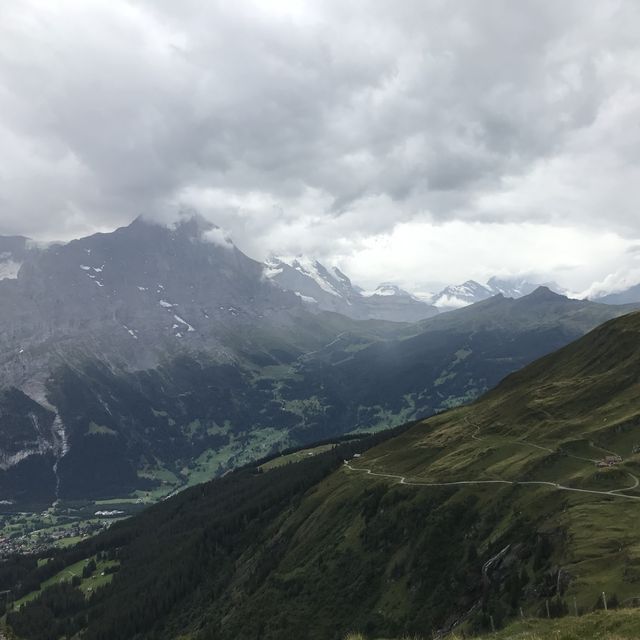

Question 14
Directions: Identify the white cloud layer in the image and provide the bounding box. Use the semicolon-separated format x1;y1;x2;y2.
1;1;640;292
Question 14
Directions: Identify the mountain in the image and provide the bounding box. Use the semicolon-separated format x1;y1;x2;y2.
593;283;640;305
0;215;306;381
7;309;640;640
0;218;406;504
430;276;564;310
486;275;563;298
263;256;361;312
277;287;639;435
430;279;493;309
360;282;441;322
264;256;439;322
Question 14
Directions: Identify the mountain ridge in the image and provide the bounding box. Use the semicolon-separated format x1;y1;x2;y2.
264;254;439;322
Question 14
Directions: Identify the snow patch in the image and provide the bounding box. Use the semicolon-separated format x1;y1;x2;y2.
80;265;91;271
123;325;138;339
174;314;195;332
0;259;22;280
159;300;176;308
0;254;22;280
294;292;318;304
263;263;284;279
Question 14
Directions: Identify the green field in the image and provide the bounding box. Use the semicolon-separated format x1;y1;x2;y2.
259;443;338;470
12;556;120;610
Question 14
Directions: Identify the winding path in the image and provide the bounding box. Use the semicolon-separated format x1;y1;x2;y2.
344;462;640;501
344;416;640;501
345;461;640;501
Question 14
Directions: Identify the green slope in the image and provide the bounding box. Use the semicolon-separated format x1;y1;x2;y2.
5;311;640;640
348;608;640;639
282;288;640;434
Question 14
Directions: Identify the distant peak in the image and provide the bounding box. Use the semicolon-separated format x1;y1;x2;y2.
522;285;565;301
371;283;408;297
130;213;218;236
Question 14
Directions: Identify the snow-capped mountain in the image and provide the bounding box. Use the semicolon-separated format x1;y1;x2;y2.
365;283;417;299
264;256;358;307
430;280;494;309
430;277;564;310
487;276;563;299
0;216;309;388
264;257;438;322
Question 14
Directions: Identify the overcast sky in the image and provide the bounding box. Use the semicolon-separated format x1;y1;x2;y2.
1;1;640;295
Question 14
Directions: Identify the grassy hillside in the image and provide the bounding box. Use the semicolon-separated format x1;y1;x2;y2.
5;310;640;639
284;289;640;434
347;609;640;639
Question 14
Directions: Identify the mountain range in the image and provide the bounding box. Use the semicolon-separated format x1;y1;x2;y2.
428;276;565;310
5;308;640;639
0;217;639;505
264;255;438;322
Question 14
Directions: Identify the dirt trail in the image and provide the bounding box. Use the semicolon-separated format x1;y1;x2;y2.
344;415;640;501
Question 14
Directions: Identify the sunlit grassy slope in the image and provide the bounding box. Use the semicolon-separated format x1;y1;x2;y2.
337;311;640;617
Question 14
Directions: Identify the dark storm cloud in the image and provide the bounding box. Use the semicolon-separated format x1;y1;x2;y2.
0;0;639;265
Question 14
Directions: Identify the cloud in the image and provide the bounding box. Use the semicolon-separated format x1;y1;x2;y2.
576;268;640;300
0;0;639;289
335;220;635;293
202;227;233;249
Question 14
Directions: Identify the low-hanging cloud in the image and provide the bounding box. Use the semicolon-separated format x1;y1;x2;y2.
1;0;640;290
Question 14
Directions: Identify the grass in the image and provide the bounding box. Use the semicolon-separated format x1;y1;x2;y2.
12;557;120;609
452;609;640;639
183;427;290;486
344;609;640;639
332;313;640;624
259;443;337;471
54;535;86;548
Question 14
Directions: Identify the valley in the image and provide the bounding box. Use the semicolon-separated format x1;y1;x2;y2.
4;311;640;639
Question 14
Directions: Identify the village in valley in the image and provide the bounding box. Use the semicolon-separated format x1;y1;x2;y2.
0;505;130;557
